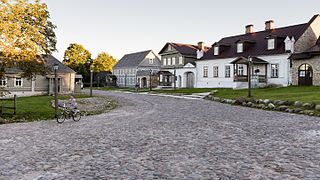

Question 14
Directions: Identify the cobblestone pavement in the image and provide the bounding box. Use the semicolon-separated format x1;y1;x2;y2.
1;90;320;179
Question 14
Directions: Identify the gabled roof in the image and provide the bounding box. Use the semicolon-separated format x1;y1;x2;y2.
159;42;209;57
290;36;320;60
5;55;75;74
203;15;320;60
113;50;152;68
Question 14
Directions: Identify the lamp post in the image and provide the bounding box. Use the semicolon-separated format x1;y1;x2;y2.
149;69;152;91
173;67;176;90
248;56;252;98
90;69;93;97
53;63;59;118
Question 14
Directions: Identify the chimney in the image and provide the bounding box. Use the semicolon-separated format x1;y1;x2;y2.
245;24;254;34
265;20;274;30
197;41;205;51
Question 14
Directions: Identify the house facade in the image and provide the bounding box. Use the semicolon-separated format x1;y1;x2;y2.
1;55;76;97
196;14;320;89
113;50;161;88
158;42;208;88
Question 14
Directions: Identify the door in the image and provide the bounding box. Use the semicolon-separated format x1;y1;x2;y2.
298;64;313;86
186;72;194;88
142;77;147;88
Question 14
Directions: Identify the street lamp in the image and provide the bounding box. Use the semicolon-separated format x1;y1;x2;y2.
248;56;252;97
53;63;59;118
149;69;152;91
90;69;93;97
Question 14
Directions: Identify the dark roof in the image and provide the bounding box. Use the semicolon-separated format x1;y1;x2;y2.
5;55;75;74
230;56;269;64
159;43;210;57
113;50;152;68
45;55;75;73
203;15;319;60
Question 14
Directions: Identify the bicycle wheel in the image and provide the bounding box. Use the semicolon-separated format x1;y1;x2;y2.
72;111;81;121
56;111;66;123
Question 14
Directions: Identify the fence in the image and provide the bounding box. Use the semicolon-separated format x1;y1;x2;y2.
0;95;17;115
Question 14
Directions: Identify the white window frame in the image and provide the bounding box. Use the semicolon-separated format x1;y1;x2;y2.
268;38;275;50
237;43;243;53
0;77;7;87
172;57;176;65
238;65;244;76
163;58;167;65
203;66;208;78
15;77;23;87
214;46;219;55
225;66;231;78
179;57;183;65
271;64;279;78
213;66;219;78
168;57;172;66
149;59;154;64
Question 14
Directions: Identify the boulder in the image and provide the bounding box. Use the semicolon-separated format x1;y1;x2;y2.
277;101;286;106
263;99;270;104
293;108;302;113
247;102;253;107
267;103;276;109
258;104;266;109
242;102;247;106
303;110;314;115
213;97;221;102
302;103;314;109
279;105;288;111
294;101;303;107
315;104;320;111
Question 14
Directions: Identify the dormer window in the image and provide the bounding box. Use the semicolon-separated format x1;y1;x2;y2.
268;38;275;50
237;43;243;53
214;46;219;55
149;58;154;64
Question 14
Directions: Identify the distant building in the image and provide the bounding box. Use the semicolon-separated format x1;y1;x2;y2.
113;50;161;88
1;55;76;97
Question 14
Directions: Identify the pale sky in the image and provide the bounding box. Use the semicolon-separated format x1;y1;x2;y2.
44;0;319;61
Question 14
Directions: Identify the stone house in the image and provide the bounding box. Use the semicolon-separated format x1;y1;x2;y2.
1;55;76;97
290;37;320;86
158;42;209;88
113;50;161;88
195;14;320;89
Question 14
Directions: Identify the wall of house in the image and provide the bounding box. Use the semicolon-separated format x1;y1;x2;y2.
196;54;290;88
295;15;320;52
161;65;197;88
292;55;320;86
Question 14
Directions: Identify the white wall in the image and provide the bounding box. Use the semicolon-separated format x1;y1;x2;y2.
196;54;290;88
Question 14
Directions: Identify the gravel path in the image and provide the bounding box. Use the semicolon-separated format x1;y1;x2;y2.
0;90;320;179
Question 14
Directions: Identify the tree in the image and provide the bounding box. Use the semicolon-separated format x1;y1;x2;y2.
0;0;57;78
91;52;117;72
63;43;91;70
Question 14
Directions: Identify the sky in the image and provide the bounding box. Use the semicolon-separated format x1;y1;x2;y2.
44;0;319;61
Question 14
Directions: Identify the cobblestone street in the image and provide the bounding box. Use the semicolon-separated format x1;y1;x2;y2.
0;90;320;179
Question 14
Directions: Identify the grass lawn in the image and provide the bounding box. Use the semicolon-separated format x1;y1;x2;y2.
0;94;91;123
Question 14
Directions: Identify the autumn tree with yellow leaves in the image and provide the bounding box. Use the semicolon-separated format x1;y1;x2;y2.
0;0;57;78
91;52;116;72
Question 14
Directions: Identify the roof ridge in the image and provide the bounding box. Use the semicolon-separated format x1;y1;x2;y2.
123;50;152;56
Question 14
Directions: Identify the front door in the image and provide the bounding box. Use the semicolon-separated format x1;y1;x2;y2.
298;64;313;86
186;72;194;88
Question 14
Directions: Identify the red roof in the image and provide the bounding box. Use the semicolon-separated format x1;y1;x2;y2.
202;15;319;60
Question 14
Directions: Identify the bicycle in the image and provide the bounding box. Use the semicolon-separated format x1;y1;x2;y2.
56;103;82;123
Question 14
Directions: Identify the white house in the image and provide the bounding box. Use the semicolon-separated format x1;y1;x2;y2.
196;14;320;89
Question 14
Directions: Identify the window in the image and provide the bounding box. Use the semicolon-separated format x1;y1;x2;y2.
225;66;231;78
168;57;172;65
163;58;167;65
214;46;219;55
179;57;183;64
268;39;275;50
238;65;244;76
15;78;23;87
203;66;208;78
271;64;279;78
168;45;173;51
213;66;219;77
237;43;243;53
149;58;154;64
0;77;7;87
172;57;176;65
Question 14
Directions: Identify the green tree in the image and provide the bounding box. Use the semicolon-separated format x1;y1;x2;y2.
0;0;57;78
63;43;91;70
92;52;117;72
